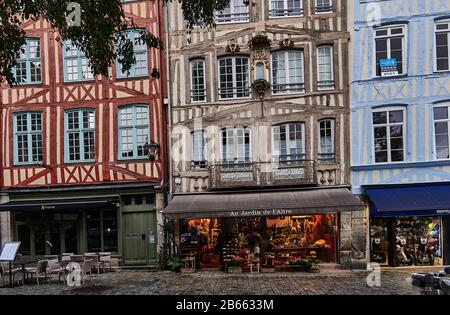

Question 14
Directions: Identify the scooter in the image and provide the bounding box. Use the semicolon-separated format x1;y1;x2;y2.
395;237;415;266
416;237;435;266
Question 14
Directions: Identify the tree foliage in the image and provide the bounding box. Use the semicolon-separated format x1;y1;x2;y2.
1;0;235;86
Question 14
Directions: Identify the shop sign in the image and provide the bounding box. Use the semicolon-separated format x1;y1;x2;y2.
41;205;56;211
380;58;398;77
230;209;294;218
436;210;450;215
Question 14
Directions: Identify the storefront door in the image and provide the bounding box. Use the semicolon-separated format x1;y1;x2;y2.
122;212;157;265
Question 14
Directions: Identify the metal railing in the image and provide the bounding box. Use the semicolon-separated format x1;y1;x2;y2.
209;158;317;189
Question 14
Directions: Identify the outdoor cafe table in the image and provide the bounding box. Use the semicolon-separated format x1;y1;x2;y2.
12;258;38;273
10;258;38;286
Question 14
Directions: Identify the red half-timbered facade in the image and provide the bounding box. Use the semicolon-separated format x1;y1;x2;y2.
0;0;167;266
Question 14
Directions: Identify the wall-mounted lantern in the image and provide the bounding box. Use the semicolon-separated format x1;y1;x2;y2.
249;34;271;99
144;140;160;161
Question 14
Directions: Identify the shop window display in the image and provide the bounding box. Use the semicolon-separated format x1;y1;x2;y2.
370;219;389;265
179;215;338;271
370;216;442;267
395;217;441;266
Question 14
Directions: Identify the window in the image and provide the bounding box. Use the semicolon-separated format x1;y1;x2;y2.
436;20;450;71
372;108;405;163
118;105;150;159
315;0;333;13
434;104;450;160
375;25;406;76
272;50;305;94
216;0;249;23
272;123;305;163
116;29;148;78
192;130;207;169
218;56;251;99
87;210;118;253
63;40;94;82
317;45;335;90
318;119;335;161
270;0;303;17
221;127;251;165
190;59;206;102
14;112;43;165
13;38;41;84
65;109;95;162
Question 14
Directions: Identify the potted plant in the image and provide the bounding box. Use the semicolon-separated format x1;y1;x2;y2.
227;256;244;273
165;256;183;272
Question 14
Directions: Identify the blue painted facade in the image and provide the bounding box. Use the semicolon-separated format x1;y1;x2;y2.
351;0;450;195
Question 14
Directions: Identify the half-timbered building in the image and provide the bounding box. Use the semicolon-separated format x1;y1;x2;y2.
350;0;450;266
0;0;167;267
163;0;366;269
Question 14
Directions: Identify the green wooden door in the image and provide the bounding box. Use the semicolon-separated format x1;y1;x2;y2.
122;212;157;265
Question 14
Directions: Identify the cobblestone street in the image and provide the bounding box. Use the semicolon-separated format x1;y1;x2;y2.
0;267;440;295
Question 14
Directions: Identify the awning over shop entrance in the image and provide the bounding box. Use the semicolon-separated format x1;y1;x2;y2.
0;196;118;212
366;184;450;217
163;188;363;219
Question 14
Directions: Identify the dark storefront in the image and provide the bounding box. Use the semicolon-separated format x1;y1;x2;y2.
0;184;159;266
164;187;363;271
366;184;450;267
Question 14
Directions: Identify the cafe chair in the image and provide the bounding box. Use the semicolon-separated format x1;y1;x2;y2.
25;260;48;285
61;253;74;263
81;259;94;284
47;259;64;284
84;253;102;274
99;252;112;272
70;255;84;263
1;262;21;286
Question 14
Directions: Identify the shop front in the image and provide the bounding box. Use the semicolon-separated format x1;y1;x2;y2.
0;183;161;267
366;184;450;267
164;187;364;271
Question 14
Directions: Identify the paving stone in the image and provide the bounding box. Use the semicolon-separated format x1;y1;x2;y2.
0;267;441;295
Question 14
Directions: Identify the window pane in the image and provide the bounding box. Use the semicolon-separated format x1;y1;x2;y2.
389;110;404;123
373;112;387;124
87;214;102;252
434;107;448;120
17;225;31;256
34;224;46;256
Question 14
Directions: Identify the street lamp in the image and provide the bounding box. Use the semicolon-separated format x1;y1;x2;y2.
144;140;160;161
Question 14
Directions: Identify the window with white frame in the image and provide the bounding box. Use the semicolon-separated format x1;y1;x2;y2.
318;119;335;161
63;40;94;82
375;25;406;77
218;56;251;99
372;108;405;163
272;123;305;163
14;38;41;84
118;105;150;159
190;59;206;102
270;0;303;17
191;130;207;169
315;0;333;13
65;109;95;162
221;127;251;165
272;50;305;94
216;0;249;23
116;29;148;78
14;112;43;165
436;20;450;71
434;104;450;160
317;45;335;90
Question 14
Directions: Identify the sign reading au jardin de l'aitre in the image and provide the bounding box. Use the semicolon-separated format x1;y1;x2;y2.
230;209;294;217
